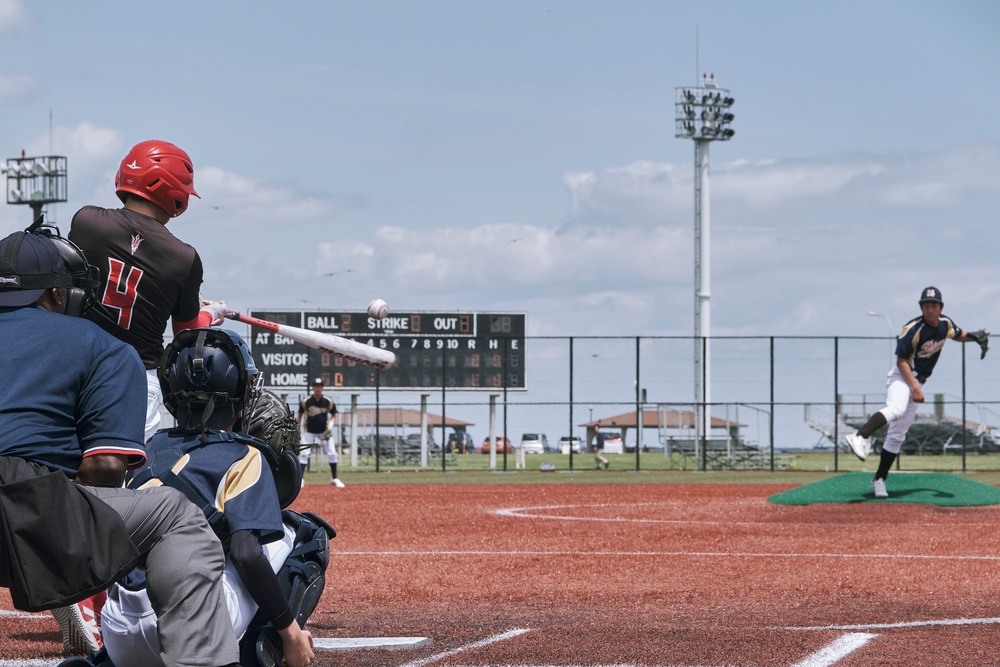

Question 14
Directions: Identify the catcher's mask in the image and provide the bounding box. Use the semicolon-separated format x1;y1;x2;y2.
159;327;261;432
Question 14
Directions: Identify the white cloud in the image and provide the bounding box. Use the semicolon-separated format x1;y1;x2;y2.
195;166;364;226
0;0;29;32
562;146;1000;227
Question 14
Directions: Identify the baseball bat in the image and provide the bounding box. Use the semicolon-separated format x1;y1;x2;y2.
224;310;396;370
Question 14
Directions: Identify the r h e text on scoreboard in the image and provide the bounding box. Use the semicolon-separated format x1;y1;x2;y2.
248;310;526;391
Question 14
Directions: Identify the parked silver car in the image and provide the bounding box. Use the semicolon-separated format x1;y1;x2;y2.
559;436;585;454
520;433;549;454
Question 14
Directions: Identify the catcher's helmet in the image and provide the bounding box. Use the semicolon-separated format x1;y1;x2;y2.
159;328;261;431
115;140;199;217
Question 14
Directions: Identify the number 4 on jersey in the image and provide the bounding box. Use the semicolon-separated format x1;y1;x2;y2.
102;258;143;329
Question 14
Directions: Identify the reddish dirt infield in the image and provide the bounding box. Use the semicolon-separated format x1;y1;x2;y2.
3;480;1000;666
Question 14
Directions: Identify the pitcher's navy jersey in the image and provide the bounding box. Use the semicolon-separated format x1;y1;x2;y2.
69;206;203;369
132;431;284;544
895;315;963;380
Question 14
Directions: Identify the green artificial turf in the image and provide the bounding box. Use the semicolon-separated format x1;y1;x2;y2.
768;471;1000;506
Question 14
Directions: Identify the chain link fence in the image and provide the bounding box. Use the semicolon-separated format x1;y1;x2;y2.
288;335;1000;474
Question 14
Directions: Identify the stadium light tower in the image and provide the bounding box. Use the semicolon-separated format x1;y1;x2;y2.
3;152;68;223
675;73;734;447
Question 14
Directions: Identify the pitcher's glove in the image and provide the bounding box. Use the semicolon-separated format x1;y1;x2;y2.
967;329;990;359
246;389;302;456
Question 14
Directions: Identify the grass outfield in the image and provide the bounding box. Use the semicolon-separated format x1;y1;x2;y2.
304;448;1000;483
304;463;1000;488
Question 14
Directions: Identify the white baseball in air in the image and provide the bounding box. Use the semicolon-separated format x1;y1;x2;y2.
367;298;389;320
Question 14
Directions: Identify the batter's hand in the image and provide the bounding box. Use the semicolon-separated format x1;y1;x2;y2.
912;385;925;403
199;299;228;326
967;329;990;359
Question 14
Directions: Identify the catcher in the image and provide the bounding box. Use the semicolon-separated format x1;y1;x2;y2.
844;286;988;498
66;328;333;667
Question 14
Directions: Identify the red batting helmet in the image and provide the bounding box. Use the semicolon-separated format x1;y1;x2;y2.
115;140;199;217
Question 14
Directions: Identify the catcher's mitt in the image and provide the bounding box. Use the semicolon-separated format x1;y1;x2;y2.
246;389;302;457
968;329;990;359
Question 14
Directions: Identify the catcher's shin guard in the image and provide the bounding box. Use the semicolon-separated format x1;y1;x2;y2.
254;565;324;667
239;510;333;667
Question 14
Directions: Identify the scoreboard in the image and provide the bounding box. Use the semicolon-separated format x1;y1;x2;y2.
247;310;526;391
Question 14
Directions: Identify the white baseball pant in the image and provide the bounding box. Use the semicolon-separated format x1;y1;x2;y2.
878;366;920;455
299;431;338;465
101;522;295;667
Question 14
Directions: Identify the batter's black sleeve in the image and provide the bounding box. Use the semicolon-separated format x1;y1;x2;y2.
228;529;295;631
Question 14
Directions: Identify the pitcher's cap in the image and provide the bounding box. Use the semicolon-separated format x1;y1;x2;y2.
919;286;943;304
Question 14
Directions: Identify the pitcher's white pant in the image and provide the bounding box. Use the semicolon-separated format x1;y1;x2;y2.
878;366;920;455
102;523;295;667
299;431;338;466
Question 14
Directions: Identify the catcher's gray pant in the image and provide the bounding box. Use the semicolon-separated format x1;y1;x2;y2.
82;485;239;667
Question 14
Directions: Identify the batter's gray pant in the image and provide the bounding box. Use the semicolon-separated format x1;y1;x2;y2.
82;485;239;667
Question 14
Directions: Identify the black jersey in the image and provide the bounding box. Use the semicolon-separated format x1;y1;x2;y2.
895;314;963;381
299;395;337;434
69;205;203;369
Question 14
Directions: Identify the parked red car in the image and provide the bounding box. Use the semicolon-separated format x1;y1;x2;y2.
480;436;513;454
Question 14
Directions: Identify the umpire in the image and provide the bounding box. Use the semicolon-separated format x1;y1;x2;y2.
0;228;241;667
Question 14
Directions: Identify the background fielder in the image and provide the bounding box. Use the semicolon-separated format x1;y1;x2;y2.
298;378;343;487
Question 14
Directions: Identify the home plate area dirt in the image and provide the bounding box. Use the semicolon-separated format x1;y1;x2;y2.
2;478;1000;666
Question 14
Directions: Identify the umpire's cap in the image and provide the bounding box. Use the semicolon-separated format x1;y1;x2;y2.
919;286;944;305
0;231;72;307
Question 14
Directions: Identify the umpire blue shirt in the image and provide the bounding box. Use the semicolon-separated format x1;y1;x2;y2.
0;305;147;476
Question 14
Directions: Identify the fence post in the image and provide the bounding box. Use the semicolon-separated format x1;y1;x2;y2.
420;394;429;468
962;343;967;472
441;355;447;473
769;337;775;471
350;394;359;468
569;337;574;471
489;394;498;470
834;337;839;472
635;336;641;471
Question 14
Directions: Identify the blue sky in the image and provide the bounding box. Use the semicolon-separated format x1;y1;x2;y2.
1;0;998;340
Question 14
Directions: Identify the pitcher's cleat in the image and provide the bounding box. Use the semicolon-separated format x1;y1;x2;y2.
844;432;870;462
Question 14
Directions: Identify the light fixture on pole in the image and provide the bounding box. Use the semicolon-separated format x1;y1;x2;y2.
868;311;896;366
867;311;894;337
4;154;68;223
675;73;735;448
